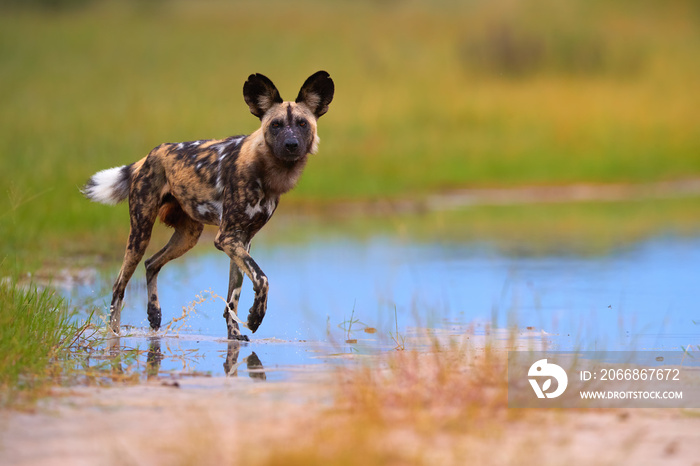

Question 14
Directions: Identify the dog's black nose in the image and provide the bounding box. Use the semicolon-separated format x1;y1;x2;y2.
284;138;299;152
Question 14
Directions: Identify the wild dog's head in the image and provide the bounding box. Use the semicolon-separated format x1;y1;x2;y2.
243;71;334;162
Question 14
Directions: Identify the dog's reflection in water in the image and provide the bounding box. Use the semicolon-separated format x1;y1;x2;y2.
108;336;266;381
146;337;164;380
224;341;267;381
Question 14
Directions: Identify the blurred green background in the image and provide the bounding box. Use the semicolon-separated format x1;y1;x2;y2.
1;0;699;266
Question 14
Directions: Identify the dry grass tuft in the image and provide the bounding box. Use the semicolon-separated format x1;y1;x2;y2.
257;337;519;465
337;346;508;430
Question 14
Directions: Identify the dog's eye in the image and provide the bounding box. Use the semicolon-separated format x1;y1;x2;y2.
297;120;307;128
271;121;281;129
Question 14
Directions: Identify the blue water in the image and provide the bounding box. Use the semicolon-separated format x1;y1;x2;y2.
69;233;700;378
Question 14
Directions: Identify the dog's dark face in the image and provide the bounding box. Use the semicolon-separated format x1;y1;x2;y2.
262;102;316;161
243;71;334;162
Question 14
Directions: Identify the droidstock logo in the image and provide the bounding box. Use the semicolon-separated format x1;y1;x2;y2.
528;359;568;399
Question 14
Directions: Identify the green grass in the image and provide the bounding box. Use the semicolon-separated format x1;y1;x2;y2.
0;279;88;405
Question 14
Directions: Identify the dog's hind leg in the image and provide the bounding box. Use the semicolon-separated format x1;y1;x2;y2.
109;167;162;335
110;219;157;334
144;215;204;330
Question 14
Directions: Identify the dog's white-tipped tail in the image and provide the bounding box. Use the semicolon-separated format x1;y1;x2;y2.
81;165;132;205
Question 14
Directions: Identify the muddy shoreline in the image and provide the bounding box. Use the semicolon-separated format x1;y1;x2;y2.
284;178;700;217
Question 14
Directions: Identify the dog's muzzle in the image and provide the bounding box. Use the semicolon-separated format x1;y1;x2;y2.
284;137;299;153
274;129;306;161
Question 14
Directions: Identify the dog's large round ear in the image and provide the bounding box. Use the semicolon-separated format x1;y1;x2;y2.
295;71;334;118
243;73;283;119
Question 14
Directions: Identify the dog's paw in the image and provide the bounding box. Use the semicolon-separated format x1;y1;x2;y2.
247;304;266;333
228;333;250;342
147;302;162;330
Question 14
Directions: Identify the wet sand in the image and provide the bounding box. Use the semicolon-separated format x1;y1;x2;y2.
0;376;331;466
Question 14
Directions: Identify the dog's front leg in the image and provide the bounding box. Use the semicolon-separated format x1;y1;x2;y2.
215;235;268;333
223;259;248;341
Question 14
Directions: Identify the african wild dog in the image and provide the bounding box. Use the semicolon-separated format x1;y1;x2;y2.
82;71;334;340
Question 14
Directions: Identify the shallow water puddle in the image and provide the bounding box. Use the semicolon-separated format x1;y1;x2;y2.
92;332;346;382
66;229;700;379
